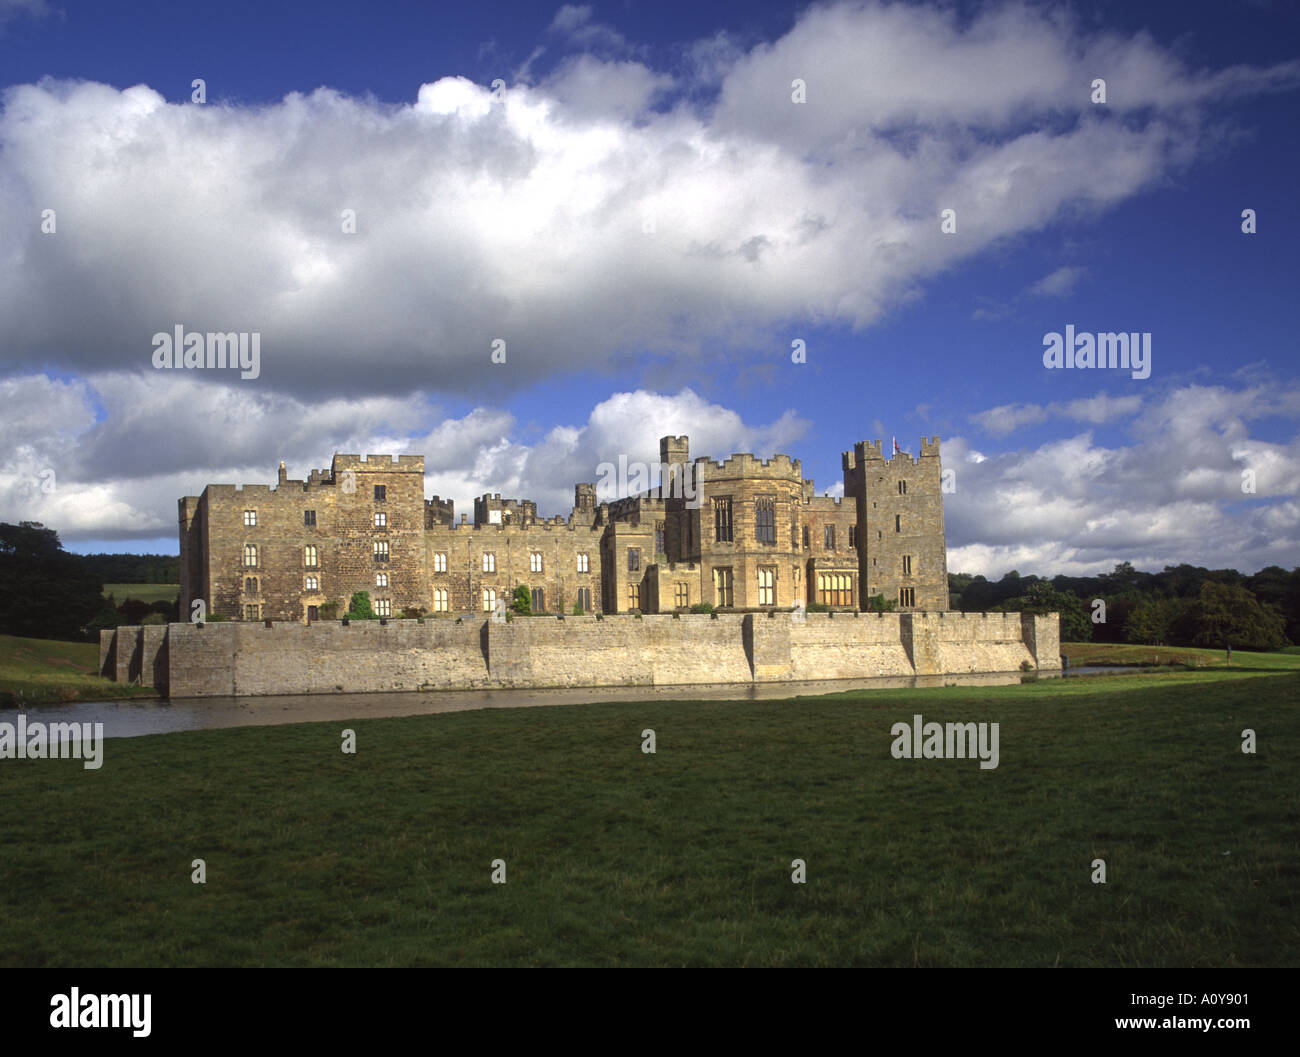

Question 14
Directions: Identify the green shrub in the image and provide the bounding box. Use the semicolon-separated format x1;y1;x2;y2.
689;602;714;614
511;586;531;615
346;592;376;620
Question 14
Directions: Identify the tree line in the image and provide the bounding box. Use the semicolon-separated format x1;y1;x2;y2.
950;562;1298;651
0;522;178;641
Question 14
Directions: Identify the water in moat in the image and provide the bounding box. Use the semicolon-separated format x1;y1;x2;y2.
0;667;1120;739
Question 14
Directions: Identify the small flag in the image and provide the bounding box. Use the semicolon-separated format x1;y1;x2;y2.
893;436;901;455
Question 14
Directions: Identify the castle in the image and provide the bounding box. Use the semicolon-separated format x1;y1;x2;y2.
178;435;951;622
100;434;1060;698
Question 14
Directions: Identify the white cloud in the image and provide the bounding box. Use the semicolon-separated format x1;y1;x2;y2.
1028;265;1086;298
946;384;1300;577
1;2;1294;399
0;377;809;540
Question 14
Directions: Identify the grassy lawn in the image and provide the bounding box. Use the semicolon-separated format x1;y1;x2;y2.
0;634;157;703
1061;641;1300;670
0;661;1295;967
103;583;179;605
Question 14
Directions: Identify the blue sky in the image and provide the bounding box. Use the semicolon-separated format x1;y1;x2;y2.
1;0;1297;576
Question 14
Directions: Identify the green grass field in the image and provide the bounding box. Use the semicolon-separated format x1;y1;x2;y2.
103;583;179;605
0;633;158;703
1;657;1296;967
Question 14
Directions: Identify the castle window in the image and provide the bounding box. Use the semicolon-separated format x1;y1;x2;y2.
374;485;386;503
531;588;545;613
243;510;257;527
307;605;318;622
899;480;907;495
530;552;543;573
374;541;389;562
577;553;589;573
628;548;640;572
482;552;496;573
714;567;734;607
849;526;857;548
304;545;319;568
824;525;835;550
655;521;665;554
434;552;446;573
243;604;261;621
433;588;448;613
376;599;391;617
305;575;318;591
792;523;799;548
627;583;640;611
242;544;257;567
714;497;733;543
895;515;901;533
244;577;258;593
755;498;775;544
304;509;316;527
903;555;912;575
803;525;810;549
376;572;388;588
817;574;852;607
675;582;688;607
575;587;591;613
482;587;497;612
375;512;387;528
899;587;915;607
758;567;775;606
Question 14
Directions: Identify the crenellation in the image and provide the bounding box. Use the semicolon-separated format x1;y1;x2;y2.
179;433;953;628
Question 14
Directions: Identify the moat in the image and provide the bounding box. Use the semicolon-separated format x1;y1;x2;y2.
0;669;1105;739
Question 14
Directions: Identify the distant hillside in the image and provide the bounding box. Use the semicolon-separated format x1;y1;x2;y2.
76;553;180;584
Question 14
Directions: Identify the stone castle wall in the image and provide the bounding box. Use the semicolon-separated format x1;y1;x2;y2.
101;611;1061;698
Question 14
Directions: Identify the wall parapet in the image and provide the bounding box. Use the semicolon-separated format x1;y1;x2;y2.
101;611;1060;699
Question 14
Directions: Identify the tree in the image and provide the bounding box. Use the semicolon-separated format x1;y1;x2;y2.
511;585;532;615
1125;596;1188;646
346;591;376;620
995;581;1092;642
1181;581;1286;652
0;522;105;641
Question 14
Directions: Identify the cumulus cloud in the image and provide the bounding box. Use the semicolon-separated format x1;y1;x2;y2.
947;384;1300;577
971;393;1144;436
2;2;1295;399
0;378;809;540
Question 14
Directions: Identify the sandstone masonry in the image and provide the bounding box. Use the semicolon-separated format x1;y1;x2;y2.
102;611;1061;698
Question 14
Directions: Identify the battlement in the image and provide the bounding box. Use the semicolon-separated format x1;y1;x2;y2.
844;437;940;471
474;494;538;526
803;494;846;510
330;453;425;473
424;495;455;527
694;452;801;479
